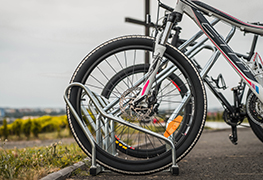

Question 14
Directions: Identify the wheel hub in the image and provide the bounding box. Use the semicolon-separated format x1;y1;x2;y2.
119;87;155;123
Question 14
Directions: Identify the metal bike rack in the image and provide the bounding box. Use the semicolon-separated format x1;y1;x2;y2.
64;82;179;176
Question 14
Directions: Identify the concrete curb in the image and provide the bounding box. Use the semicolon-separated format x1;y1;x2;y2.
40;158;89;180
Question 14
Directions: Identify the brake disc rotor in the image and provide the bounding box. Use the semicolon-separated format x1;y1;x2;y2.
246;92;263;126
119;87;153;122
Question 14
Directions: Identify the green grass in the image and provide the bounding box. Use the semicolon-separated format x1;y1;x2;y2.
0;139;87;180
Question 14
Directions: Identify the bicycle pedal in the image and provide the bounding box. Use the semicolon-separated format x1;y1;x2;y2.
229;125;238;145
229;134;238;145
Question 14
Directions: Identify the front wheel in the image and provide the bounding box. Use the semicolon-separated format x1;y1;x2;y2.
67;35;207;174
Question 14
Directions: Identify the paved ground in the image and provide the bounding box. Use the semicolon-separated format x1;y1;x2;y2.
67;128;263;180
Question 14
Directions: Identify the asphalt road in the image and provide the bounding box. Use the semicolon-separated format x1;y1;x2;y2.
67;128;263;180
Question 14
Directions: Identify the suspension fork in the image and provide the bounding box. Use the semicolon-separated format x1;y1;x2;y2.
133;8;184;105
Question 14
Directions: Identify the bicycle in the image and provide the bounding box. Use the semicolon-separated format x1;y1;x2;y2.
64;0;263;175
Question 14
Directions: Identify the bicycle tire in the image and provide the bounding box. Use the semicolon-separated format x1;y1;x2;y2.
67;35;207;174
249;120;263;143
246;90;263;143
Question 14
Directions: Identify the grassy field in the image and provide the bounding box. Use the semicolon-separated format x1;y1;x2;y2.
0;138;87;180
5;127;72;142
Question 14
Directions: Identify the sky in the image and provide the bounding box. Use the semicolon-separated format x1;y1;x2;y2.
0;0;263;109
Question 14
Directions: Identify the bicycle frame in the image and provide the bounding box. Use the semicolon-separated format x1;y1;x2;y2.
177;0;263;103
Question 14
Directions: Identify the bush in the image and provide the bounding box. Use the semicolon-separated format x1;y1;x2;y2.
1;115;69;139
0;126;2;138
3;119;8;139
38;115;67;134
22;119;32;139
12;119;22;137
41;122;56;133
31;119;41;138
